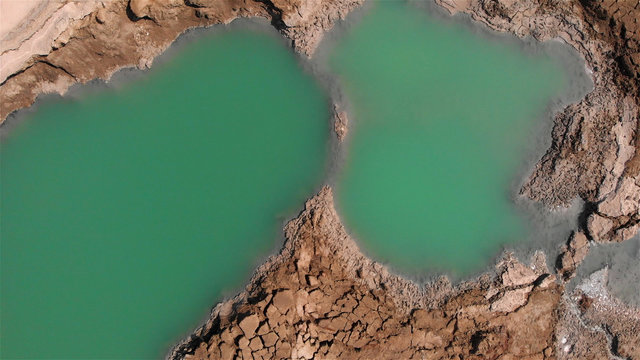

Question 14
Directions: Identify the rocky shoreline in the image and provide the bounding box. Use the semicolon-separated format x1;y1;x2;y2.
434;0;640;247
171;189;640;359
1;0;639;359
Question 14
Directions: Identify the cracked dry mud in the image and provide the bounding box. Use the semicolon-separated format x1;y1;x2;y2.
173;189;640;360
173;189;566;359
1;0;639;359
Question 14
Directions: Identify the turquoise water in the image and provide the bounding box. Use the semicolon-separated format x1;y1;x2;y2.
331;1;566;276
2;2;572;357
1;28;328;359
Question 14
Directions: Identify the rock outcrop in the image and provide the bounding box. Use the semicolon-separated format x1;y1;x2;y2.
0;0;100;84
0;0;363;121
557;269;640;360
171;188;566;360
332;104;348;141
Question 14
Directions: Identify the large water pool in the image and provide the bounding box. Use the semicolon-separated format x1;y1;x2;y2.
1;27;329;359
331;1;566;276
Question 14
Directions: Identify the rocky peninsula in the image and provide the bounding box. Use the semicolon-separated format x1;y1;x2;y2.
1;0;639;359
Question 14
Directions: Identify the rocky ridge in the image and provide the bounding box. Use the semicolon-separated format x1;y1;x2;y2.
0;0;364;121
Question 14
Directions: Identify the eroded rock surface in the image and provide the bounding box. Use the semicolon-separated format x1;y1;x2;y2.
0;0;363;121
171;189;566;360
557;231;590;281
171;189;639;359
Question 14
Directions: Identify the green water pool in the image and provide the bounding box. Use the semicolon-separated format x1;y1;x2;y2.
331;1;566;276
1;28;328;359
1;2;573;358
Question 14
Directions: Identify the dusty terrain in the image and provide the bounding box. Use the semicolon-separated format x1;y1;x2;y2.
0;0;100;84
0;0;364;121
1;0;639;359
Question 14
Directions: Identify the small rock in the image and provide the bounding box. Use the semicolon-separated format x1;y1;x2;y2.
128;0;153;19
501;261;538;287
249;336;263;351
333;106;348;141
295;340;318;359
490;286;533;312
587;213;614;242
238;336;250;350
273;290;294;313
261;332;279;347
95;9;107;24
257;322;270;336
219;342;235;360
239;314;260;338
274;341;292;359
